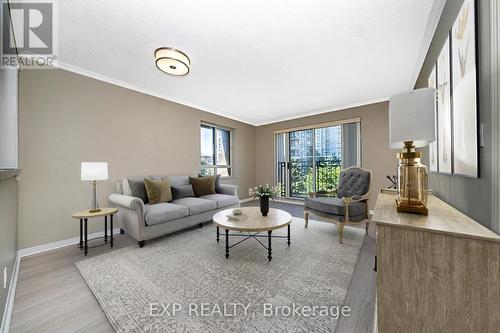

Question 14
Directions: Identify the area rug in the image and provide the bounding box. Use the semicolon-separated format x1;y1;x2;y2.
76;218;365;333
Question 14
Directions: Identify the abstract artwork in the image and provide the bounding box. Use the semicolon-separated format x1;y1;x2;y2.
451;0;478;177
437;36;452;174
427;65;438;172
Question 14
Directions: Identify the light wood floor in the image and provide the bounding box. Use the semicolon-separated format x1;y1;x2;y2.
10;204;376;333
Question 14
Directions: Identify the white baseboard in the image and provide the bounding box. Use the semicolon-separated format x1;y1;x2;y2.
0;256;20;333
239;197;255;203
18;228;121;258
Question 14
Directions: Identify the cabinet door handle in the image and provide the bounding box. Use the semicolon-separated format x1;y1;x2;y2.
374;255;377;272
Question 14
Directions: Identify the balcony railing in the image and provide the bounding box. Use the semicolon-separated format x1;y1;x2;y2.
277;159;341;198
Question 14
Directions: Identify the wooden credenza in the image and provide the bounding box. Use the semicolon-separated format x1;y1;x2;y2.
373;189;500;333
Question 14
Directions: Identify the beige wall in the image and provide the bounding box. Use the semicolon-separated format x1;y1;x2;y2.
0;176;18;318
255;102;395;209
19;69;395;249
18;69;256;249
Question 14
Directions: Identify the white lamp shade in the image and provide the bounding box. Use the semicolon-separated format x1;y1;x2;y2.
389;87;436;149
81;162;108;181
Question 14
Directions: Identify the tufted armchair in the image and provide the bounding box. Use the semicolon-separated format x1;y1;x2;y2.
304;166;372;243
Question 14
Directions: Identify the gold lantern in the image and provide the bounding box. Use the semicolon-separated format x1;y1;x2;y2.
396;141;428;214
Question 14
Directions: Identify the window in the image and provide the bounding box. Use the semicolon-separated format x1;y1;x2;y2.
200;123;232;177
274;120;361;198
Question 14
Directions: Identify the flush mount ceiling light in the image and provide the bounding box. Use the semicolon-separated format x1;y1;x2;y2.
154;47;190;76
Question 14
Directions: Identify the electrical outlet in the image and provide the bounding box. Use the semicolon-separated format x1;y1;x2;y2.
369;209;375;216
3;266;7;289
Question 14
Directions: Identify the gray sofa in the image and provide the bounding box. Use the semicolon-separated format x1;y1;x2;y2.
109;175;239;247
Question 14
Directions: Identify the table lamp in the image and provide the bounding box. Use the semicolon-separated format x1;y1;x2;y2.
389;88;436;215
81;162;108;212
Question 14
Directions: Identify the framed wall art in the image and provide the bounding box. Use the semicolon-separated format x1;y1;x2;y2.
451;0;479;178
437;36;453;174
427;65;438;173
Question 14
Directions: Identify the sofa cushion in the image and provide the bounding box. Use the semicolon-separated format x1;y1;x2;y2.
189;176;216;196
305;197;366;217
171;185;195;200
171;197;217;215
144;203;189;226
144;178;172;204
199;194;239;209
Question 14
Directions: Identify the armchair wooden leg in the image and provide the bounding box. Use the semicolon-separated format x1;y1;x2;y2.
338;222;345;244
304;211;309;228
365;220;369;234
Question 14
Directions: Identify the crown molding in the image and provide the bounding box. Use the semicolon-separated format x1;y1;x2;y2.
409;0;447;90
254;97;388;126
55;61;254;126
56;62;389;127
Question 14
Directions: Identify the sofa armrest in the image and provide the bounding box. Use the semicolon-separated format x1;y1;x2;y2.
217;184;239;198
109;193;145;212
108;193;146;241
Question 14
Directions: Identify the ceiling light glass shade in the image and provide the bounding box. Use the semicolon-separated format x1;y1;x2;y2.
154;47;190;76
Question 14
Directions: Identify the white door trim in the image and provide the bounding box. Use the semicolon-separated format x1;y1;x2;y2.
0;256;20;333
491;0;500;233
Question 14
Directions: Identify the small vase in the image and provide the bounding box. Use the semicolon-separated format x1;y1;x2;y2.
260;196;269;216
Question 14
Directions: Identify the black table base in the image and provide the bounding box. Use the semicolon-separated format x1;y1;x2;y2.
79;214;114;256
217;224;290;261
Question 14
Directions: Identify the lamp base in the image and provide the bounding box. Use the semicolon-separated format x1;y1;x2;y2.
88;208;102;213
395;198;428;215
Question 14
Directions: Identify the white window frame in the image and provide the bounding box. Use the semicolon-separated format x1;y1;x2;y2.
273;118;361;198
200;122;233;178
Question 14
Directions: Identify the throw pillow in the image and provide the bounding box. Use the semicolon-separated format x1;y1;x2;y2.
126;176;162;203
198;173;221;192
190;176;216;196
127;178;149;203
171;185;195;200
144;178;172;204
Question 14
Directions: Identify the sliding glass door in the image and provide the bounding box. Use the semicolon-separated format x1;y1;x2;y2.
289;129;314;197
275;121;360;198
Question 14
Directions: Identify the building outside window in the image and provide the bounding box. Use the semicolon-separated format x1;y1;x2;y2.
200;123;232;177
275;121;360;198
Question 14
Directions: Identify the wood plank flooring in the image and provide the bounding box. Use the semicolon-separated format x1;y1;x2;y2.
10;202;376;332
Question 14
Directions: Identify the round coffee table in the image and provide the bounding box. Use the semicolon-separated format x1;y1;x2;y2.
212;207;292;261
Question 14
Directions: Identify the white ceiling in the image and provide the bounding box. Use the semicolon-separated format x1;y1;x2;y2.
57;0;444;126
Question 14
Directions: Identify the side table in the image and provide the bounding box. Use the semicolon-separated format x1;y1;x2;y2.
71;208;118;256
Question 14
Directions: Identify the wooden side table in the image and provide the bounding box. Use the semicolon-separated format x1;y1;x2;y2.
72;208;118;256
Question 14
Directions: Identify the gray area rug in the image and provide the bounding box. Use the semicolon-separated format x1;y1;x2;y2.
76;218;365;333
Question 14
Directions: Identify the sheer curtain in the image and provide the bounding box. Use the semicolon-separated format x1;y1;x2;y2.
341;122;360;168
